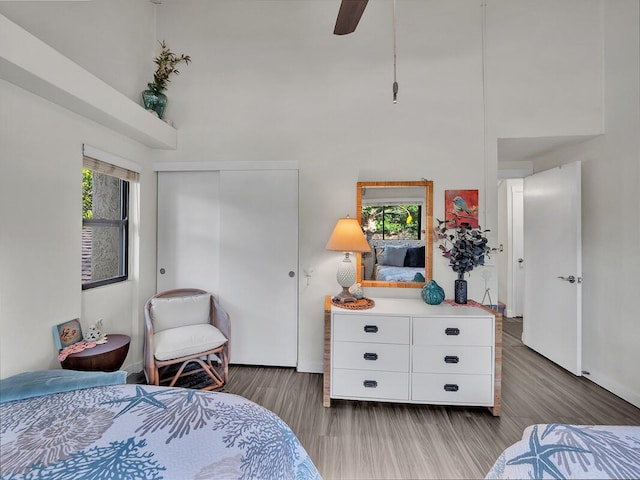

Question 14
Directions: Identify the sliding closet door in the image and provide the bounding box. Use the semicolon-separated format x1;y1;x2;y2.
156;171;220;294
218;170;298;367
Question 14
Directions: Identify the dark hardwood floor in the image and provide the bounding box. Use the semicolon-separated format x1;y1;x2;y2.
133;318;640;479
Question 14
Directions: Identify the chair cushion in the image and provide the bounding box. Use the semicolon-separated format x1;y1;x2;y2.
153;324;227;361
150;293;211;333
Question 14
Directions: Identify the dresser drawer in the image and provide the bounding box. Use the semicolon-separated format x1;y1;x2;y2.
411;373;493;405
333;314;410;344
413;317;493;346
413;345;492;375
333;342;409;372
332;369;409;401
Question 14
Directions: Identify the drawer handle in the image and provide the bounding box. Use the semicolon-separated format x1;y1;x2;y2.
363;380;378;388
444;384;459;392
445;327;460;336
364;325;379;333
444;355;459;364
363;352;378;361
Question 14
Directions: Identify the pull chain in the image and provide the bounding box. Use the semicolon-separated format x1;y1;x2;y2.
392;0;398;103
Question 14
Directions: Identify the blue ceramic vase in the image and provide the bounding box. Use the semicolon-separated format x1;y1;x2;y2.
421;279;445;305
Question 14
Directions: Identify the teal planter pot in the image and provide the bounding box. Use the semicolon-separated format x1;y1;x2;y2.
141;85;167;119
421;279;445;305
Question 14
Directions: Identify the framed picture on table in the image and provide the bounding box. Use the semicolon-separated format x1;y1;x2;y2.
53;319;83;350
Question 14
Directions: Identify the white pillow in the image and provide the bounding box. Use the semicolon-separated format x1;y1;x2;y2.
154;323;227;361
150;293;211;333
381;244;408;267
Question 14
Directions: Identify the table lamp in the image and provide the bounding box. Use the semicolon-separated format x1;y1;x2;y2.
326;215;371;303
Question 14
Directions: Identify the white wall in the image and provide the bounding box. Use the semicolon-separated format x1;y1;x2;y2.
0;0;155;102
151;0;492;372
0;1;158;378
583;1;639;406
488;0;639;406
1;0;637;407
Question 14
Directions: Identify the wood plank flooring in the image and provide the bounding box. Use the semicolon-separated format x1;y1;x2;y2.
132;317;640;479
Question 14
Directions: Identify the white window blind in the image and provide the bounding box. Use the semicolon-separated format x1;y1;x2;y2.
82;145;140;182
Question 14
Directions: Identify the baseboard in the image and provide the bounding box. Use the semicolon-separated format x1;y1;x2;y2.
296;360;323;374
584;370;640;409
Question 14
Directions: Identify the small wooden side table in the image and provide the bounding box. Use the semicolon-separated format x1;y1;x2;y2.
61;334;130;372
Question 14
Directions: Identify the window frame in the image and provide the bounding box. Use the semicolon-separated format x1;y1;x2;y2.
81;172;130;290
376;204;423;240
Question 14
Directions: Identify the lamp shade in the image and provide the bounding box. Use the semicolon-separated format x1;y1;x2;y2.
326;216;371;253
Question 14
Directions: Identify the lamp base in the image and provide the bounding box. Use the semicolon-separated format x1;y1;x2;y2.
332;287;357;304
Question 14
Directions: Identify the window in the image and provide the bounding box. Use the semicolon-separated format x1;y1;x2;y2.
82;155;136;289
362;204;422;240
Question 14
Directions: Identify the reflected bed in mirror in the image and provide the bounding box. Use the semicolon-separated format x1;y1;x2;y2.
356;180;433;288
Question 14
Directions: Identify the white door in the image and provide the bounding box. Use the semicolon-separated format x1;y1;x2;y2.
511;186;524;317
523;161;582;375
218;170;298;367
157;171;220;293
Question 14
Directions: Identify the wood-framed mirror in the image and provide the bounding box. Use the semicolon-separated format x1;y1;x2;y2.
356;180;433;288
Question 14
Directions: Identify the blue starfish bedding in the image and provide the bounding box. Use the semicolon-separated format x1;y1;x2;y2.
0;383;322;479
485;424;640;479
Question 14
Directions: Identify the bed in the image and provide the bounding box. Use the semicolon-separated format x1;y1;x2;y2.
0;370;321;480
485;424;640;479
374;264;424;282
368;242;425;282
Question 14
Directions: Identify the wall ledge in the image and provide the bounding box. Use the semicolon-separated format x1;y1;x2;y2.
0;14;177;150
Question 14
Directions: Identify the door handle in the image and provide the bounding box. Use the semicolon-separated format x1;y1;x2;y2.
557;275;579;284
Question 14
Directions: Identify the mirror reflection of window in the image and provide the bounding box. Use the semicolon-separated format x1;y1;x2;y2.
362;204;422;240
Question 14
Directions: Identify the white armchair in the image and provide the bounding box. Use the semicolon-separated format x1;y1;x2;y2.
144;288;230;391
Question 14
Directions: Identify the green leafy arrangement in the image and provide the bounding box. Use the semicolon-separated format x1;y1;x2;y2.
149;40;191;92
434;219;490;279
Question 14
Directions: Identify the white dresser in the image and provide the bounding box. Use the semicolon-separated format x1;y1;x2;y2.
323;296;502;416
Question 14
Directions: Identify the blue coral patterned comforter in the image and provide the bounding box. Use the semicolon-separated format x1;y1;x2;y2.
0;384;322;480
485;424;640;479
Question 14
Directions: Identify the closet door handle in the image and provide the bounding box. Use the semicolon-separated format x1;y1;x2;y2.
364;325;379;333
444;384;459;392
445;327;460;336
444;355;459;364
363;380;378;388
363;353;378;361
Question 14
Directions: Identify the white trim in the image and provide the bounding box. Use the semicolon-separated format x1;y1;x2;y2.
585;370;640;409
296;360;323;374
83;145;142;173
153;160;298;172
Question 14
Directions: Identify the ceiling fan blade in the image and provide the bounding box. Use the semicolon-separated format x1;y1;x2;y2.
333;0;369;35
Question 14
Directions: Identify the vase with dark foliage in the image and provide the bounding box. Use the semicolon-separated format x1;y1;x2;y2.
141;40;191;119
435;219;491;304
